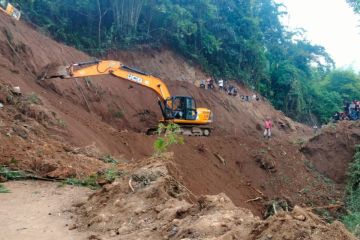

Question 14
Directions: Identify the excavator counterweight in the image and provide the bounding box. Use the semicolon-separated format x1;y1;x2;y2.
41;60;213;136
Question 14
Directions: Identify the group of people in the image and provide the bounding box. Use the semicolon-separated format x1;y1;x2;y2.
199;78;263;105
200;78;238;96
199;77;270;139
240;94;260;102
332;100;360;121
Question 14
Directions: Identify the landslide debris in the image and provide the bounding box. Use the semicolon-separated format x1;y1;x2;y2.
74;154;356;240
302;121;360;183
0;83;110;179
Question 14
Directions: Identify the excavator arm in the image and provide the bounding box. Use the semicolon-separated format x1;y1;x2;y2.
45;60;171;101
43;59;213;136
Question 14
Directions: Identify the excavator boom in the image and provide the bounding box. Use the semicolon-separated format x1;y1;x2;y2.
44;60;171;101
43;60;212;136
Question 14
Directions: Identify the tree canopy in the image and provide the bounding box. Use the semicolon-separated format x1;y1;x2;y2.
12;0;359;123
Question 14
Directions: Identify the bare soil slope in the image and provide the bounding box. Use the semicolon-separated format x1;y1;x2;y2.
0;13;348;220
302;121;360;184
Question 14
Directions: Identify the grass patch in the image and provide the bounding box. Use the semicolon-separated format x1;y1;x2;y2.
0;166;27;180
104;168;120;182
64;175;100;190
0;183;10;193
63;168;123;189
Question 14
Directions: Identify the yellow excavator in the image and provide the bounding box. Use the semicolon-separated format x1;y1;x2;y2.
0;0;21;20
43;60;213;136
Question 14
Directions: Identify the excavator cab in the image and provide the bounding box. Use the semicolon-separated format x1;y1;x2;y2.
162;96;197;121
0;0;21;20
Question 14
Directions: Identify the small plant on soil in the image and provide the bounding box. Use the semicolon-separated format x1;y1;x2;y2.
153;123;184;156
56;119;67;127
104;168;121;182
0;183;10;193
64;170;123;189
99;154;118;164
26;93;41;104
113;110;124;119
64;175;100;190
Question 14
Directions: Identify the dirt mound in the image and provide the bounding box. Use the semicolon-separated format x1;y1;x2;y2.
74;157;355;240
301;121;360;184
0;83;110;178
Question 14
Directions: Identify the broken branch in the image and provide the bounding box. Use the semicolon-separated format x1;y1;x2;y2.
305;204;344;211
245;197;262;203
128;178;134;192
214;153;226;166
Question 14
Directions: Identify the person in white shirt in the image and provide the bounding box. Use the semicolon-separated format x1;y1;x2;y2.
218;79;224;91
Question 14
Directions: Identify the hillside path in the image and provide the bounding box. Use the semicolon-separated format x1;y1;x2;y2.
0;181;92;240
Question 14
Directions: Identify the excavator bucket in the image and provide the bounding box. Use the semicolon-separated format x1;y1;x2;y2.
38;64;70;80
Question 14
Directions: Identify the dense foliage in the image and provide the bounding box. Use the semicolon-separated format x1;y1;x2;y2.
347;0;360;13
12;0;360;122
342;145;360;237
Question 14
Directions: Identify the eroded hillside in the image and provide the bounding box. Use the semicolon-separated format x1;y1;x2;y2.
0;13;356;239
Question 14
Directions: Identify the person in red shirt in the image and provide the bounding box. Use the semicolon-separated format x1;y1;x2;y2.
264;117;272;139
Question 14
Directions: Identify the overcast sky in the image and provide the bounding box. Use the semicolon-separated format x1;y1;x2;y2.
275;0;360;71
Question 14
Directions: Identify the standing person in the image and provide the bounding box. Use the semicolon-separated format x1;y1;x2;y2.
218;79;224;91
207;77;214;89
263;117;272;139
344;100;350;116
313;125;318;134
206;78;211;89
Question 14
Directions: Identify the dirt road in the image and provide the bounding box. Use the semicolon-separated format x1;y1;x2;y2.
0;181;92;240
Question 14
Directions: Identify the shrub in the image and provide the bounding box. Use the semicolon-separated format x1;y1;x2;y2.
342;145;360;237
153;123;184;155
27;93;41;104
113;110;124;119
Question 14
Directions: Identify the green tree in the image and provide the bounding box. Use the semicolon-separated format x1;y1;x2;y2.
13;0;342;123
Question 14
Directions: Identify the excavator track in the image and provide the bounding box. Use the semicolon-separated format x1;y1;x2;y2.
147;125;212;137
